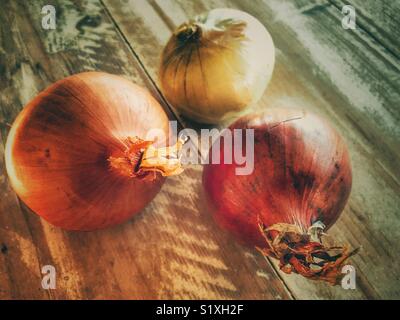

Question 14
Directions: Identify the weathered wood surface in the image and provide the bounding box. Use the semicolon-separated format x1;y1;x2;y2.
0;0;291;299
0;0;399;299
330;0;400;58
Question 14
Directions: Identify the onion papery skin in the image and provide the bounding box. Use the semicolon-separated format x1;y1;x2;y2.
5;72;169;231
202;108;352;248
160;8;275;124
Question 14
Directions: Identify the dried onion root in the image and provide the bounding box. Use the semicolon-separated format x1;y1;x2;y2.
257;222;359;285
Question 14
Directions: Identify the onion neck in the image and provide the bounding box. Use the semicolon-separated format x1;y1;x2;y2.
108;136;186;181
257;221;359;285
175;20;246;45
175;23;202;43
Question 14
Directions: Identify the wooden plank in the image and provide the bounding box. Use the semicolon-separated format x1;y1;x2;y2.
329;0;400;58
0;0;291;299
289;0;400;58
102;0;400;299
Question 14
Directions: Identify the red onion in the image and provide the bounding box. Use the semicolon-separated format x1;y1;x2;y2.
203;108;356;284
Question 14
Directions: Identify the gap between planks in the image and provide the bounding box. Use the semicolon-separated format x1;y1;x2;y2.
99;0;185;128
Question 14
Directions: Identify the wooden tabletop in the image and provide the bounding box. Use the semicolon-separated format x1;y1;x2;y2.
0;0;399;299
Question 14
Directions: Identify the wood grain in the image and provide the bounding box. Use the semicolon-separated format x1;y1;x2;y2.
1;0;399;299
101;0;400;299
0;0;291;299
329;0;400;58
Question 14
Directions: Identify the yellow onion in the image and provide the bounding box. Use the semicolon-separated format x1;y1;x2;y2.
5;72;184;231
159;8;275;124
